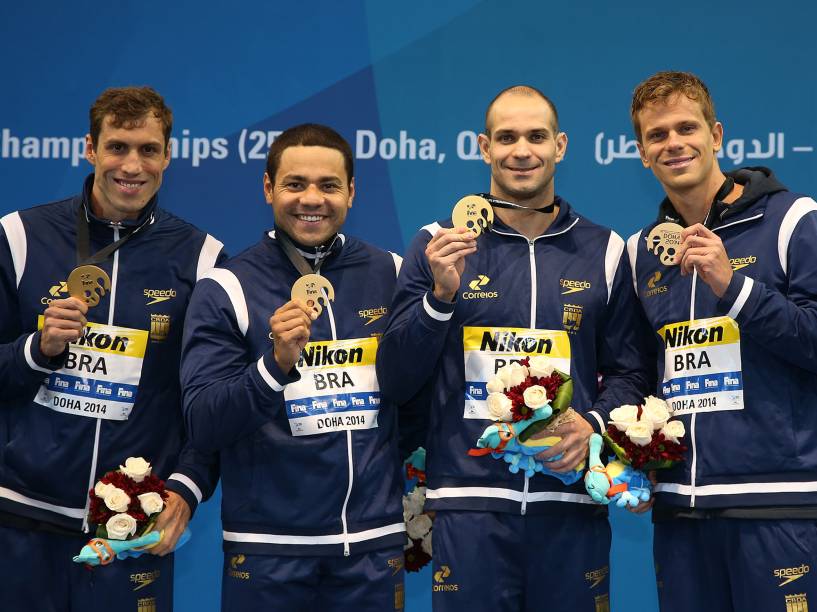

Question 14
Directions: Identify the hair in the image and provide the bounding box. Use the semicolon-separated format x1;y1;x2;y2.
89;86;173;148
631;71;716;141
266;123;354;185
484;85;559;134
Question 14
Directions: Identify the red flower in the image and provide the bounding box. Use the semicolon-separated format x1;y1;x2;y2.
404;538;431;572
605;425;688;470
500;358;565;422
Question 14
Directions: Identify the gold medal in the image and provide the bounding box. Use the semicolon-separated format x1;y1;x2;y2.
452;195;494;237
67;265;111;307
645;222;684;266
291;274;335;317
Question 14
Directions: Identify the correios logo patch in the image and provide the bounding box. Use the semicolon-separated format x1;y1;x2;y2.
775;563;809;587
643;270;668;298
433;565;459;592
463;275;498;300
228;554;250;580
560;278;591;295
730;255;757;270
359;306;388;325
40;280;68;304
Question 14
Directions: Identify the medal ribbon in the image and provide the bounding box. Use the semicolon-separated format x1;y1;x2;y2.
75;203;152;266
477;193;555;215
275;229;336;277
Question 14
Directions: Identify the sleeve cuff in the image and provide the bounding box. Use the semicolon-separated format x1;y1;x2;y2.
422;292;455;322
585;410;606;435
717;273;755;320
254;350;301;394
25;332;68;373
166;473;203;515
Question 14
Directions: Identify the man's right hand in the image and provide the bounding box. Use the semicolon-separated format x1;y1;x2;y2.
269;299;317;373
425;227;477;302
40;297;88;357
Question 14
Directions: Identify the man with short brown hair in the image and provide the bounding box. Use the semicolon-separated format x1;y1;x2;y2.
628;70;817;611
0;86;224;610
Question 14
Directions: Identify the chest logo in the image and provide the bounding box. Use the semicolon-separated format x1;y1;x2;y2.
563;304;583;334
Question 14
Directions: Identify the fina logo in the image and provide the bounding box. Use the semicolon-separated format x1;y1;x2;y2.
463;274;498;300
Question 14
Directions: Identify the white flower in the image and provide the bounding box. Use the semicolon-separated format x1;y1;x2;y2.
406;514;433;540
402;486;426;519
642;396;671;430
661;420;686;444
497;363;527;389
486;392;513;422
138;492;164;516
103;487;131;513
528;356;555;378
486;377;505;393
106;513;137;540
626;421;654;447
609;405;639;431
119;457;152;483
522;385;549;410
421;532;433;556
94;481;116;498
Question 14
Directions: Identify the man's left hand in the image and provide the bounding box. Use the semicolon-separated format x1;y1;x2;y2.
675;224;732;298
149;491;191;556
533;412;594;473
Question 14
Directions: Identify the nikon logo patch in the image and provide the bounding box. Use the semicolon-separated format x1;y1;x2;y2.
463;274;498;300
480;330;553;354
228;554;251;580
149;314;170;342
130;570;160;591
585;565;609;589
560;278;591;295
663;323;724;349
76;327;129;352
730;255;757;271
144;288;177;305
432;565;459;592
776;564;810;587
359;306;388;325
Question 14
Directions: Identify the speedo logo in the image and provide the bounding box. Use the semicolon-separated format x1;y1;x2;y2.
74;327;129;352
585;565;609;589
775;564;810;587
730;255;757;270
663;324;723;349
560;278;591;295
130;570;160;591
298;344;363;367
144;288;177;305
463;274;498;300
480;330;553;354
359;306;388;325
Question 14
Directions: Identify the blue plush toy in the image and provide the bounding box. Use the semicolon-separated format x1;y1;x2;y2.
584;433;651;508
468;406;582;485
73;528;191;566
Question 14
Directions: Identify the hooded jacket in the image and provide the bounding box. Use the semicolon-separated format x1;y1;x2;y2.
628;168;817;512
181;230;406;556
377;198;649;516
0;175;224;532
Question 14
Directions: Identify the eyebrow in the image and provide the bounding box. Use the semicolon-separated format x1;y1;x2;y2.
279;174;342;183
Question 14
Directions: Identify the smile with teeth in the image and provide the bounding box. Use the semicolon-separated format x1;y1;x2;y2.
297;214;325;222
114;178;144;190
664;156;694;168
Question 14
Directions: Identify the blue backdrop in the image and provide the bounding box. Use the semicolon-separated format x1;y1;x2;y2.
2;1;815;609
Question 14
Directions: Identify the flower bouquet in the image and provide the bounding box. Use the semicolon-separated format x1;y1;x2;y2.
402;448;432;572
73;457;189;566
584;396;687;507
467;356;583;483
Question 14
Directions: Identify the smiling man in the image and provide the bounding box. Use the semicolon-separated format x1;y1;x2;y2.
0;86;224;610
627;70;817;612
376;86;648;611
181;124;406;611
